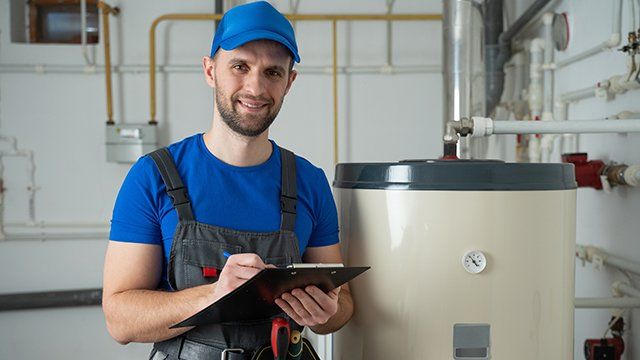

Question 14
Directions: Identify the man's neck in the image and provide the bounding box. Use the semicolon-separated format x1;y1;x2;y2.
203;117;273;167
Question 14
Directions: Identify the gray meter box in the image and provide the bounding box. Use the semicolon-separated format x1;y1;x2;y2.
106;123;158;163
453;323;491;359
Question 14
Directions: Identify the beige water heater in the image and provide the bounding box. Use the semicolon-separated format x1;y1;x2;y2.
332;160;577;359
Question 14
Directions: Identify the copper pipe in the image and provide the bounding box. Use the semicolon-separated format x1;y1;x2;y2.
97;1;119;125
148;13;443;157
332;20;338;165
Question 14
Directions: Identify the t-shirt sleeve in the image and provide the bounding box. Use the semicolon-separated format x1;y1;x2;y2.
307;168;340;247
109;156;163;245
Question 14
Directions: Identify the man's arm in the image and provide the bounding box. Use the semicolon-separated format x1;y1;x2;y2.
102;241;266;344
274;244;354;335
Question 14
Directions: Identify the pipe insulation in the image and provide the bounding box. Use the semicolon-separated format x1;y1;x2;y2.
471;118;640;136
0;289;102;311
613;282;640;298
575;297;640;309
576;244;640;275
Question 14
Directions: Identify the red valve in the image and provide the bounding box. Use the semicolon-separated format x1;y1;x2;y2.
562;153;606;189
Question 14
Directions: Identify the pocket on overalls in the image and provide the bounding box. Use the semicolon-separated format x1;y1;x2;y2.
182;239;242;287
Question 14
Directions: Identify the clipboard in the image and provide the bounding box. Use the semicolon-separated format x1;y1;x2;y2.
171;265;370;328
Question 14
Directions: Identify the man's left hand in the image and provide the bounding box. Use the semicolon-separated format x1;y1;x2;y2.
274;286;341;327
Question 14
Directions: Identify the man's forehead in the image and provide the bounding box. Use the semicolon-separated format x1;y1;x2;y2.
217;40;292;63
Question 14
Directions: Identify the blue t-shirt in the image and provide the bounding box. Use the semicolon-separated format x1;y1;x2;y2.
109;134;339;287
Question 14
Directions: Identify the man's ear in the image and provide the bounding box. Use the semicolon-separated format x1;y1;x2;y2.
284;69;297;96
202;56;216;88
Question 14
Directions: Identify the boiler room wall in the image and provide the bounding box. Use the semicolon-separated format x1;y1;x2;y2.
0;0;443;359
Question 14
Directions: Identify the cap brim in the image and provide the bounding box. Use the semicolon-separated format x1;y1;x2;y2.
219;29;300;63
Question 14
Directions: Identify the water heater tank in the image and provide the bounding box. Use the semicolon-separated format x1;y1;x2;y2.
332;160;577;359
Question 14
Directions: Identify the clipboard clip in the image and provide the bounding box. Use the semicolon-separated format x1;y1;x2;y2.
286;263;344;269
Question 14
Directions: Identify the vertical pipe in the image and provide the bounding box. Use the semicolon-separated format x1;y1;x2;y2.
332;20;338;165
98;2;115;125
484;0;504;116
443;0;474;158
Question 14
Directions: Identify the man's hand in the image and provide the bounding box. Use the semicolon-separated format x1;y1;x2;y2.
214;253;270;301
274;286;341;327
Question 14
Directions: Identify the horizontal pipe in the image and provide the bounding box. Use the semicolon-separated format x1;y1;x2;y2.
575;297;640;309
614;282;640;298
558;86;596;103
486;119;640;135
0;64;441;75
2;232;109;241
0;289;102;311
576;244;640;276
3;221;109;228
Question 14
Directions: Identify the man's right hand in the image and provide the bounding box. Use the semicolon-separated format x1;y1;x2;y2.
213;253;270;301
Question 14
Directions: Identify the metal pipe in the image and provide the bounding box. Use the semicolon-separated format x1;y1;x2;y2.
2;232;109;241
484;0;504;116
556;0;623;69
575;297;640;309
443;0;478;158
97;1;119;125
0;289;102;311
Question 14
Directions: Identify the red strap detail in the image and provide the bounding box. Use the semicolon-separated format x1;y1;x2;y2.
202;267;218;278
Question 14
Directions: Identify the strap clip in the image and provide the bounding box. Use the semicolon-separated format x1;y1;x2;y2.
280;195;297;214
167;186;190;206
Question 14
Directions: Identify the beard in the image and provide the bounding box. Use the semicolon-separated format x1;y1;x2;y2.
214;80;284;138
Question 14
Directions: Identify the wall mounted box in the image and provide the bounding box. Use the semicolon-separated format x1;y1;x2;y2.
105;124;157;163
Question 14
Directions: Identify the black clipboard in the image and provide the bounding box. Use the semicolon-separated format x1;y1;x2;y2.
171;266;370;328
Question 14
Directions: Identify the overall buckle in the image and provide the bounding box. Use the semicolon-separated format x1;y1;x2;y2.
220;348;244;360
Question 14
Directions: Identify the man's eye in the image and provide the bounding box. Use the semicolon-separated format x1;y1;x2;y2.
233;64;246;71
268;70;282;77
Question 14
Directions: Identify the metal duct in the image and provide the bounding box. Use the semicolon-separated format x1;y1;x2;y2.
442;0;485;158
0;288;102;311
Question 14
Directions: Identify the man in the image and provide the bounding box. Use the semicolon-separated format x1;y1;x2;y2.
102;2;353;359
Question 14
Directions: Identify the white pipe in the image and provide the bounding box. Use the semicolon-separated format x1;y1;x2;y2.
613;282;640;298
623;164;640;186
576;244;640;275
575;297;640;308
0;64;442;75
80;0;95;66
528;38;545;163
556;0;622;69
3;232;109;241
540;13;555;162
471;117;640;136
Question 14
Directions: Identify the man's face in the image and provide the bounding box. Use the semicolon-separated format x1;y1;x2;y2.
209;40;296;137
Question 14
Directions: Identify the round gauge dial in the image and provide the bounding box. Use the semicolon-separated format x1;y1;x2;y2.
462;250;487;274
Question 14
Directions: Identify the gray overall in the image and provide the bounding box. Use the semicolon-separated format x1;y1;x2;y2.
148;146;303;360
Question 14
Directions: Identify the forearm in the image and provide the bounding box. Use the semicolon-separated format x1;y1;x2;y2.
103;283;216;344
309;287;353;335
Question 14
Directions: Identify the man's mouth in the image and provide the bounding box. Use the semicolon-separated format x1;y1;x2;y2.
237;99;269;111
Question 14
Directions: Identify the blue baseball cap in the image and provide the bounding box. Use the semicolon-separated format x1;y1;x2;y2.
210;1;300;63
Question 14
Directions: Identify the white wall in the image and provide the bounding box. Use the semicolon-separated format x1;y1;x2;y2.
2;0;639;359
0;1;441;359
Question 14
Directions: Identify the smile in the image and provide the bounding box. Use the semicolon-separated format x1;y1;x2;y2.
238;100;268;110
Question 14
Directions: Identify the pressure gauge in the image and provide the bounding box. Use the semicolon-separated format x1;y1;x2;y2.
462;250;487;274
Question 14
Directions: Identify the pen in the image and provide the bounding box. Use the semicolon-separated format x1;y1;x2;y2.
223;251;232;258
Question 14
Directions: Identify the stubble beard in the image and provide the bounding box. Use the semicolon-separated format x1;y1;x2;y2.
214;80;284;138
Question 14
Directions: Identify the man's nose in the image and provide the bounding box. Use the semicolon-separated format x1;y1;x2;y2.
242;70;267;97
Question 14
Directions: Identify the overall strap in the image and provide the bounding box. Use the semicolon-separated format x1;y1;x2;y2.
279;147;297;232
149;148;195;221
